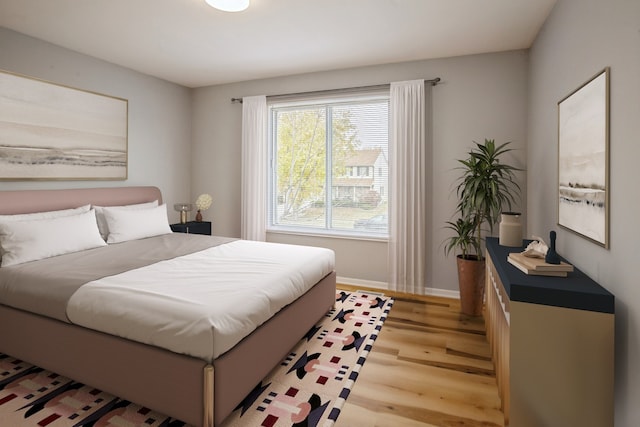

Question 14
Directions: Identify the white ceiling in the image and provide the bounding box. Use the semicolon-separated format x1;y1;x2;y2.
0;0;557;88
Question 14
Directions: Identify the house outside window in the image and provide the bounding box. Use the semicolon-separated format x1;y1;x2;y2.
268;93;389;237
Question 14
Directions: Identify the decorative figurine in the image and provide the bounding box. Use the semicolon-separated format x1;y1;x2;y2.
522;235;549;258
545;230;561;264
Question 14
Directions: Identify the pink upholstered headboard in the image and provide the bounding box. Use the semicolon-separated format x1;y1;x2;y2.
0;186;162;215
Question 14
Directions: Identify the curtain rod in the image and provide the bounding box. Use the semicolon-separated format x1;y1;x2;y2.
230;77;440;103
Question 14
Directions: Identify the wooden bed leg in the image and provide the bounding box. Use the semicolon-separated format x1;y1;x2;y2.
203;364;214;427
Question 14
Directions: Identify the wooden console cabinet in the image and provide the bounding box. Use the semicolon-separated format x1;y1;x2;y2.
484;238;614;427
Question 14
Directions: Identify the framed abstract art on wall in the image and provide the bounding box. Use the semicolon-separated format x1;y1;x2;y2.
0;70;128;181
557;67;609;248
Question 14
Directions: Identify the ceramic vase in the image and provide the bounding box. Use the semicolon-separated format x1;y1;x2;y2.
499;212;522;247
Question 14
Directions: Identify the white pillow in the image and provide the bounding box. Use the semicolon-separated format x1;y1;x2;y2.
94;200;158;239
0;205;91;262
0;205;91;222
103;203;172;244
0;209;107;267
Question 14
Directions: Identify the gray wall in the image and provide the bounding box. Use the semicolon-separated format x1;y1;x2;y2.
191;50;528;293
0;28;192;219
527;0;640;424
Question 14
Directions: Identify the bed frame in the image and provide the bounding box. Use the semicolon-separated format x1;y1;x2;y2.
0;186;336;426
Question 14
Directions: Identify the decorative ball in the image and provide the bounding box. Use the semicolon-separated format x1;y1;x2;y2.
195;194;212;211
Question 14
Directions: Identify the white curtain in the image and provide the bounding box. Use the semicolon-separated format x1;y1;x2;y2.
241;95;267;241
388;80;429;294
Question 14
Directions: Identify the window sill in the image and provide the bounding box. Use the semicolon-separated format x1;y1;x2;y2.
266;228;388;243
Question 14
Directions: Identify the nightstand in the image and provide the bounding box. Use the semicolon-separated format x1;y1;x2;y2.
170;221;211;236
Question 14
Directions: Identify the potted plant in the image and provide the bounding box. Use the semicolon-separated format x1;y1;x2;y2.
445;139;521;316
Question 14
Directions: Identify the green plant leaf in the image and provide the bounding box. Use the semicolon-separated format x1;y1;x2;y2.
444;139;522;261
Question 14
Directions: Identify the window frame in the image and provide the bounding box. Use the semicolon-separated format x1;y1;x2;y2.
267;92;390;240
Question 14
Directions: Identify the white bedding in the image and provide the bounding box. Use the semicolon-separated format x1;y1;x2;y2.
66;240;335;362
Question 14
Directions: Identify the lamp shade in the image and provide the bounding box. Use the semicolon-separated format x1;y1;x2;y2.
205;0;249;12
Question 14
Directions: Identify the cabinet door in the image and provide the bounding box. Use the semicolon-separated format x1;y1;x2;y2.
510;301;614;427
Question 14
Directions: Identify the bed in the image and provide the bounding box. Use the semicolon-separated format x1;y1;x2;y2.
0;186;336;427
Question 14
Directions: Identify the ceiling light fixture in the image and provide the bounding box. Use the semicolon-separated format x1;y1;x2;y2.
205;0;249;12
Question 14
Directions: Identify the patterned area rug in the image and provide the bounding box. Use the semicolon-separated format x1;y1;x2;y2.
0;290;393;427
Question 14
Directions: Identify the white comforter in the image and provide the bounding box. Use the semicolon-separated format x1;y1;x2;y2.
66;240;335;362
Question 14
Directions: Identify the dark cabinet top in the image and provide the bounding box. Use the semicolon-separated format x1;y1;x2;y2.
170;221;211;236
486;237;614;314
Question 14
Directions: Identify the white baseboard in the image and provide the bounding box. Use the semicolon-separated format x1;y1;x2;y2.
337;276;460;299
424;288;460;299
336;276;387;290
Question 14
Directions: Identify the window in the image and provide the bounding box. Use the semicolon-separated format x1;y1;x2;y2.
268;93;389;237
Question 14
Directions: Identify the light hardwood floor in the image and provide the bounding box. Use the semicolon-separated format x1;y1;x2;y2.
337;285;505;427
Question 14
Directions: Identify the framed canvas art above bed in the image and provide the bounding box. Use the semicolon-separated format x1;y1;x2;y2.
0;70;128;181
557;67;610;248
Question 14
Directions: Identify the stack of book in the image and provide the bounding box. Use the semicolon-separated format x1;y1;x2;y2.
507;252;574;277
